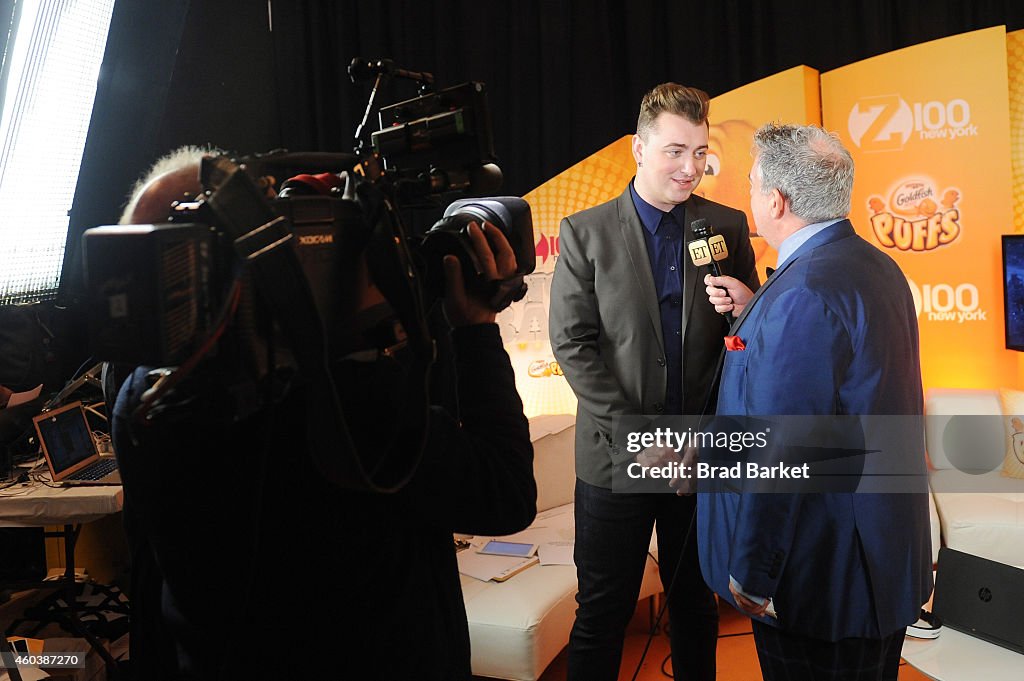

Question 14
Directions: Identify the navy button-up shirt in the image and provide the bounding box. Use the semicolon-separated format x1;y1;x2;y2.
629;181;685;416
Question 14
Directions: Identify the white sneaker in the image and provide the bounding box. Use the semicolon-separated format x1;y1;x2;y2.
907;609;942;639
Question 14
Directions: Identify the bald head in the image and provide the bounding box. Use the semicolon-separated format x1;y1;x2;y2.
122;164;201;224
120;145;220;224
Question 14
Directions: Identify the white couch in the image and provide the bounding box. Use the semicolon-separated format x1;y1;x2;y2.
461;414;663;681
924;389;1024;567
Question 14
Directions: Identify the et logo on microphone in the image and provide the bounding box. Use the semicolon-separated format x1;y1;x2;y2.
687;234;727;265
867;178;962;252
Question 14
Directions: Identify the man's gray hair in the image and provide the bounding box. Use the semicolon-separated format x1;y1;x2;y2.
752;123;854;223
119;144;222;224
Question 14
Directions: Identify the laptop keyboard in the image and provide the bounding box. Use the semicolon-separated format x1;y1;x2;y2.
67;458;118;481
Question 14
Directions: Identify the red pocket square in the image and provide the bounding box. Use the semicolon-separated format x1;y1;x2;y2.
724;336;746;351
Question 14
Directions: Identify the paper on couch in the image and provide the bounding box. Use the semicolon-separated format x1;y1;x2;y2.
538;541;574;566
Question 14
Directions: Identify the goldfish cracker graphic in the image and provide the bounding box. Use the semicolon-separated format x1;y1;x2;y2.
941;189;959;209
527;359;563;378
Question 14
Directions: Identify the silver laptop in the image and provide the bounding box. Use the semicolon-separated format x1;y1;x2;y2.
33;400;121;485
933;547;1024;654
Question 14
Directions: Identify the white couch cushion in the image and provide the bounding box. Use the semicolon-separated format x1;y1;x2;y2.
529;414;576;512
462;502;662;680
463;546;577;680
462;416;664;680
930;470;1024;567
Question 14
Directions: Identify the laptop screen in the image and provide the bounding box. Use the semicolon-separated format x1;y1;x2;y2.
33;401;98;478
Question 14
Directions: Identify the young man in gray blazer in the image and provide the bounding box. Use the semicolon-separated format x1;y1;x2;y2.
549;83;759;681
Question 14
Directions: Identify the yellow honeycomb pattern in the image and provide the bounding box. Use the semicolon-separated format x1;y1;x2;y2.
1009;29;1024;233
524;136;635;247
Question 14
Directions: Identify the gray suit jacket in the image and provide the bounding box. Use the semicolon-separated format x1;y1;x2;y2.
549;185;759;487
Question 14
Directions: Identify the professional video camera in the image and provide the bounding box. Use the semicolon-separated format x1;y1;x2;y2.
82;61;534;492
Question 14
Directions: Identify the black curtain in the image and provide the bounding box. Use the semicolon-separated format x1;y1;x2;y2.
264;0;1024;198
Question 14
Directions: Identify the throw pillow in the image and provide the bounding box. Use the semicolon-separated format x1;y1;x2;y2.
998;388;1024;479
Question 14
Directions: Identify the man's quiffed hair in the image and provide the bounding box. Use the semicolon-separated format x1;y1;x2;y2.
637;83;710;139
752;123;854;223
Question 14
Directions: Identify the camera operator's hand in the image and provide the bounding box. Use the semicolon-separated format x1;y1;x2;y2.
443;221;517;326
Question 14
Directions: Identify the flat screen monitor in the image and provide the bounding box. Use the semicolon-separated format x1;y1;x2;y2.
1002;235;1024;351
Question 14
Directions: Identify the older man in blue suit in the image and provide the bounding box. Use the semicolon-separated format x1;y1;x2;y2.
698;123;933;681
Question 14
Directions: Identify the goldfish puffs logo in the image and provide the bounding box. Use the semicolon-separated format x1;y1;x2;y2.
867;179;961;252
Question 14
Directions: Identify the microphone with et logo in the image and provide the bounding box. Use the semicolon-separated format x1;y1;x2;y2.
687;218;734;323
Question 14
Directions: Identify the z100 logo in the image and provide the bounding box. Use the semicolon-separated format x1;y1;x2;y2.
907;278;987;323
848;95;978;151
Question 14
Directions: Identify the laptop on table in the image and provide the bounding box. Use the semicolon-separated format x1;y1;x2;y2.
32;400;121;485
933;546;1024;654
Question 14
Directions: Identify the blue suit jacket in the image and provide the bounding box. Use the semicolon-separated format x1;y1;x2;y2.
697;220;933;641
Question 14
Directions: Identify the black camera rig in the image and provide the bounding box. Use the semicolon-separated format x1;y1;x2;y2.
82;63;534;492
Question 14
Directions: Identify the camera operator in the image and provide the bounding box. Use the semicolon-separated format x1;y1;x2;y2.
109;148;537;680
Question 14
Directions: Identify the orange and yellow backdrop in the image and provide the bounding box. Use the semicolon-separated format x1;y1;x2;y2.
822;26;1016;392
505;26;1024;417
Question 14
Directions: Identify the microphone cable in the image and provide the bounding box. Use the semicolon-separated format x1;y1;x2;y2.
630;216;755;679
628;503;697;681
629;303;736;679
